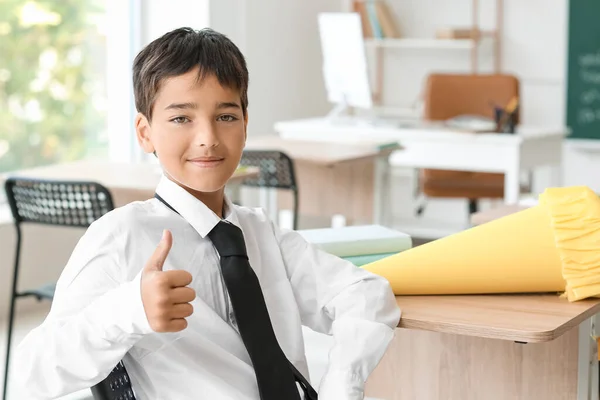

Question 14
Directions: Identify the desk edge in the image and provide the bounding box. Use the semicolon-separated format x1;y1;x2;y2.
398;300;600;343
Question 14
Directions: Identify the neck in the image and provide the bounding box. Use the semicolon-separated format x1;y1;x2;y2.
187;187;225;218
166;175;225;218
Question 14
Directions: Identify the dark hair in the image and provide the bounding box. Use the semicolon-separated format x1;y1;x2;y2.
132;27;249;121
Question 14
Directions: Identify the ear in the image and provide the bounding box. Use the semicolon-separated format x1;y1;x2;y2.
135;113;155;154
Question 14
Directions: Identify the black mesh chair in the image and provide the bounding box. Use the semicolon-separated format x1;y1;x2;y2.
2;177;135;400
90;361;136;400
239;150;299;230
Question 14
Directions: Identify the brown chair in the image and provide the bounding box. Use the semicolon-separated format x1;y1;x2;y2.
418;73;522;215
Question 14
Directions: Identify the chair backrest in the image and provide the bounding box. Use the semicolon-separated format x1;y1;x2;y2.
419;74;520;197
239;150;298;191
90;361;136;400
423;73;520;123
4;177;114;227
4;177;131;399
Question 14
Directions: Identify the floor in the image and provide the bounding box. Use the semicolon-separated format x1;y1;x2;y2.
1;303;383;400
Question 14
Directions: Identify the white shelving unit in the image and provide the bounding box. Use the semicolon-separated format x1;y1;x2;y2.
343;0;504;105
364;29;496;50
365;38;476;50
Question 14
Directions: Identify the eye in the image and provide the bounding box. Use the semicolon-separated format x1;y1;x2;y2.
217;114;238;122
170;116;190;124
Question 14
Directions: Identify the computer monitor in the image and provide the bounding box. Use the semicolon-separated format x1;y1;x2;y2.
317;12;373;118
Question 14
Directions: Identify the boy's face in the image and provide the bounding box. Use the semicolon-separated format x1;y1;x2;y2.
136;68;247;195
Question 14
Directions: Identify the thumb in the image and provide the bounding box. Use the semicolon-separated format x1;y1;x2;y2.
145;229;173;272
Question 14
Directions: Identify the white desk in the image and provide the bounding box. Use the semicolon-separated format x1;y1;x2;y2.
274;118;568;204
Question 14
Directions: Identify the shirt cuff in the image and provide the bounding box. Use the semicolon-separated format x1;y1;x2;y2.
318;369;364;400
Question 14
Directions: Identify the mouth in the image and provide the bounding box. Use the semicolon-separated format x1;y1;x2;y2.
187;156;225;168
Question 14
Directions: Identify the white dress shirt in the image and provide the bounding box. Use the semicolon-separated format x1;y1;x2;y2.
15;175;401;400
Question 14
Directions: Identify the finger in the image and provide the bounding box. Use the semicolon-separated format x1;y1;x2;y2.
162;270;193;288
170;287;196;304
167;318;188;332
169;303;194;319
145;230;173;272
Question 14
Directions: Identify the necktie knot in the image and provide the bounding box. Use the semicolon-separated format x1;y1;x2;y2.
207;220;248;258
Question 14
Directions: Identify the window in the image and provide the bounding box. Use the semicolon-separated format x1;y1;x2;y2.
0;0;139;175
0;0;140;208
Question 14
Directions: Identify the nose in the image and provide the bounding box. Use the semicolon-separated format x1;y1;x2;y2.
193;121;219;148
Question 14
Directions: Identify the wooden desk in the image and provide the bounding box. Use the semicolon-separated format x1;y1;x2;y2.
2;160;259;207
470;204;531;226
365;294;600;400
244;136;400;227
275;117;567;205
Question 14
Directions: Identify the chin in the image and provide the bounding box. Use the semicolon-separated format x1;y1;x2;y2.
185;178;226;193
164;162;237;193
185;169;232;191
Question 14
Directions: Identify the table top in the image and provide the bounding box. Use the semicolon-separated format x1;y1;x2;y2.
275;117;568;146
2;160;259;190
470;205;531;226
396;294;600;343
245;136;400;166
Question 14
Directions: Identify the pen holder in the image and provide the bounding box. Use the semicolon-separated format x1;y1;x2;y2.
494;107;518;134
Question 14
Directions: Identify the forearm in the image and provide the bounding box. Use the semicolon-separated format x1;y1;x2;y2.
319;279;400;400
319;318;396;399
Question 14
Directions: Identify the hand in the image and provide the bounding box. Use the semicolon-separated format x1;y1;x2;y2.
141;229;195;332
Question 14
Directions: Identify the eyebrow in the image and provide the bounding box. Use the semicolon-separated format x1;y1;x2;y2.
216;101;242;110
164;102;197;111
164;101;242;111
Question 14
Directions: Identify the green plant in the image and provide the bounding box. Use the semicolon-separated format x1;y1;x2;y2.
0;0;107;173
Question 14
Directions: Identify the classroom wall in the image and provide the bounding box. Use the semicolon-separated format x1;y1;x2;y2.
210;0;341;136
141;0;210;43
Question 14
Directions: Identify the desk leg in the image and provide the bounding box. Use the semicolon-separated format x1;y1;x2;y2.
373;156;389;226
592;314;600;400
504;166;521;205
577;313;599;400
259;187;279;224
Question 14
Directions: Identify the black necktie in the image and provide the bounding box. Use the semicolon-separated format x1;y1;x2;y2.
154;194;317;400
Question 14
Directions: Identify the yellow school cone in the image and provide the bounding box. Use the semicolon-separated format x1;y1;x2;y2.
363;186;600;302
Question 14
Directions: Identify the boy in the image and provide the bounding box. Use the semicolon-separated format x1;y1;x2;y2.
14;27;400;399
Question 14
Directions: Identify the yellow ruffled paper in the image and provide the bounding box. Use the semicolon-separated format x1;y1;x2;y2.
362;186;600;302
541;187;600;301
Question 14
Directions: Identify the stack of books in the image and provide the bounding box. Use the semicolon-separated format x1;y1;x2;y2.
299;224;412;266
353;0;400;39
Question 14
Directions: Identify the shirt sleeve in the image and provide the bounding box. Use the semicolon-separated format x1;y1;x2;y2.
13;217;153;399
272;223;401;400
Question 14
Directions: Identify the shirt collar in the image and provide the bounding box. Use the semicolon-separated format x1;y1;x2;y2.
155;174;240;238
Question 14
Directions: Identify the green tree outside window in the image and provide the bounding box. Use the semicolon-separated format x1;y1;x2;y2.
0;0;108;173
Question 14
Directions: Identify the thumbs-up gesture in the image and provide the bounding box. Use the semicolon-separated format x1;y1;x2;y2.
141;230;195;332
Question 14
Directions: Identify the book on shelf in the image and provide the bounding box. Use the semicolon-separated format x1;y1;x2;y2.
435;27;478;40
352;0;400;39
